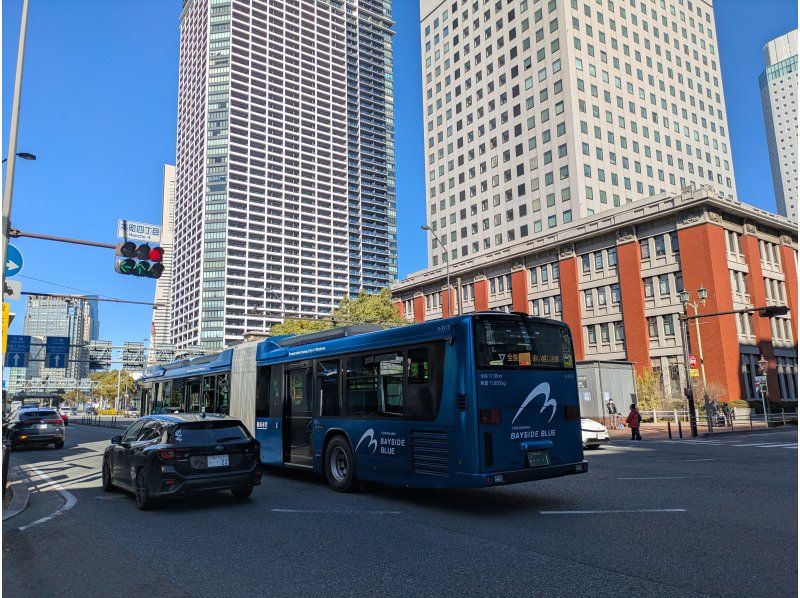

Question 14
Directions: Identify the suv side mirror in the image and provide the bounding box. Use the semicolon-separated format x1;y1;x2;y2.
110;435;122;445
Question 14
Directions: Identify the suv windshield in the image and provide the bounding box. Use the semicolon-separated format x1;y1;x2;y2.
474;316;574;370
172;421;249;445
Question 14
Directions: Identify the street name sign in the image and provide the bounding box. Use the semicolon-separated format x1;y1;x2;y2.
45;336;71;368
5;244;23;277
4;334;31;368
117;219;161;243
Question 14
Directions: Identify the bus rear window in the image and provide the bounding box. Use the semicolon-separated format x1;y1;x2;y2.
474;318;574;370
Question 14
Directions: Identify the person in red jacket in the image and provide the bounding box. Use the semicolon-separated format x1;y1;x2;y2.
626;404;642;440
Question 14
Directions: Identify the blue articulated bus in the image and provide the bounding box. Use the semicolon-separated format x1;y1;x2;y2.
140;313;587;491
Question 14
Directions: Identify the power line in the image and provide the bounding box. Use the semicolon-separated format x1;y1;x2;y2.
19;274;98;296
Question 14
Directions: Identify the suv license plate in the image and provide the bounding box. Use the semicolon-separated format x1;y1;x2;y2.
36;424;48;429
526;450;550;468
207;455;229;468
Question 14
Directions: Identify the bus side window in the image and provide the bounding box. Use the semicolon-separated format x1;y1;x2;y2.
406;344;445;420
256;367;271;418
216;374;229;414
345;352;403;417
318;360;341;417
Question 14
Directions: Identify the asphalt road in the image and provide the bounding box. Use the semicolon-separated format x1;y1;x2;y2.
3;424;797;597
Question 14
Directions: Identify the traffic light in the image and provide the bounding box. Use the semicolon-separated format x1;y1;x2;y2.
758;305;789;318
115;242;164;279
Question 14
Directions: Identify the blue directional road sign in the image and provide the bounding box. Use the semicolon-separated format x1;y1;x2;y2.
45;336;71;368
5;244;23;277
4;334;31;368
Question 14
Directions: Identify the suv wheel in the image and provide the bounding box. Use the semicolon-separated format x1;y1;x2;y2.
135;469;152;510
324;436;358;493
54;440;64;450
102;457;115;492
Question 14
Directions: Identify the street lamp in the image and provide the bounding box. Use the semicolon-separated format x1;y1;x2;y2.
1;152;35;164
757;354;769;426
421;225;455;316
680;286;710;436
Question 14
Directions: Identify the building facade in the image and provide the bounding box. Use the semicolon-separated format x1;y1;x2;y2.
419;0;736;268
15;295;99;383
150;164;176;358
172;0;397;350
392;188;798;405
760;29;798;221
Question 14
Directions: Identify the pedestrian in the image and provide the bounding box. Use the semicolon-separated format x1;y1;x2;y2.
606;398;618;428
626;404;643;440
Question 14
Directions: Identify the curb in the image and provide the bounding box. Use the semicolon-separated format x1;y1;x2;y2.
2;466;31;521
700;425;797;439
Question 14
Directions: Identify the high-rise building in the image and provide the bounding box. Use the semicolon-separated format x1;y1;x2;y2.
18;295;99;382
150;164;176;355
172;0;397;350
760;29;798;221
419;0;736;267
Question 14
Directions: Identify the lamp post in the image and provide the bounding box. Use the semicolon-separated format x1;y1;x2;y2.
421;225;455;316
680;286;709;436
1;152;36;164
757;354;769;427
1;0;31;304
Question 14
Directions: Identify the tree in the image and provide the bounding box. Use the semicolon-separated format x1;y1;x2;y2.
268;288;404;337
268;318;333;337
634;368;665;412
88;370;136;409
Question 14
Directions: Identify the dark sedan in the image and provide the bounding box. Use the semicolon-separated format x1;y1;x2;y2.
102;413;261;510
4;408;65;449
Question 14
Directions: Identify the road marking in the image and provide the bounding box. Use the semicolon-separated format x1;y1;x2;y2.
616;476;709;480
540;509;686;515
270;508;401;515
17;465;78;532
678;458;716;462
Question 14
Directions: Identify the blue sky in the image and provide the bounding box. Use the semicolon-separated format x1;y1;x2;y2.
2;0;797;350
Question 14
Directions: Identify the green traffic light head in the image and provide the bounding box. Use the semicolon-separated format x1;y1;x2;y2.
114;258;136;274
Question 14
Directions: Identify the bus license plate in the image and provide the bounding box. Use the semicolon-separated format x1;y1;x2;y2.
207;455;229;468
526;450;550;468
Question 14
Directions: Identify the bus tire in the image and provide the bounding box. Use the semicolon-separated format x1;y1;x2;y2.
324;436;357;493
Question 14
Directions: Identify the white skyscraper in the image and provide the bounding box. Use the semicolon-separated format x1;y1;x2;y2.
420;0;737;267
150;164;176;356
173;0;397;350
760;29;798;221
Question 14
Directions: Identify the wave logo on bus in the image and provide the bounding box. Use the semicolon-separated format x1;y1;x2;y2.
511;382;556;424
355;428;378;454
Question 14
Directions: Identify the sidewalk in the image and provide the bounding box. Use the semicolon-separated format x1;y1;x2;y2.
72;415;133;430
607;420;789;441
3;465;31;521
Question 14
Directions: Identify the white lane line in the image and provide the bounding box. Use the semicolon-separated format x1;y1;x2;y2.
616;476;709;480
678;458;716;462
540;509;686;515
17;465;78;532
270;508;400;515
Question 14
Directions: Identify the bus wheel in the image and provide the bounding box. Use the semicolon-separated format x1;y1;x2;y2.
325;436;357;493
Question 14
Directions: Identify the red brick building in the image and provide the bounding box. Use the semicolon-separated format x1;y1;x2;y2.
392;188;798;405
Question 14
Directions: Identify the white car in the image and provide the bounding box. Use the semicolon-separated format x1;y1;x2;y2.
581;418;610;449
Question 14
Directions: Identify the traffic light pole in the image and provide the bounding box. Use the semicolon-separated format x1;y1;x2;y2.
9;229;116;249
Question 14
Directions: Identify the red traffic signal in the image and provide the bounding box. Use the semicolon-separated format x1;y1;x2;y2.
114;243;165;279
148;246;164;262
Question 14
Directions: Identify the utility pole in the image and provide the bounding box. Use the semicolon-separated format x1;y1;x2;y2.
1;0;30;293
115;368;122;412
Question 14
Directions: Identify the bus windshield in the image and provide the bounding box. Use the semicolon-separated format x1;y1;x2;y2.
474;317;574;370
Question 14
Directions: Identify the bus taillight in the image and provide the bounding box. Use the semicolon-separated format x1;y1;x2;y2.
479;408;501;425
564;406;580;420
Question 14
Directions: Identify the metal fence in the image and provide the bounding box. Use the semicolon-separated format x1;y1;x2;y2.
662;412;798;439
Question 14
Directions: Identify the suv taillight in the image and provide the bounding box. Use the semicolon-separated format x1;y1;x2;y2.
479;408;501;425
159;448;190;460
45;418;64;425
565;405;581;420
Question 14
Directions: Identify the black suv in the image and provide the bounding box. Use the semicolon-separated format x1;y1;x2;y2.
4;408;65;450
102;414;261;510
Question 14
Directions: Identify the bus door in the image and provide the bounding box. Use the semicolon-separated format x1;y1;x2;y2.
186;378;202;412
255;365;283;465
284;363;313;467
